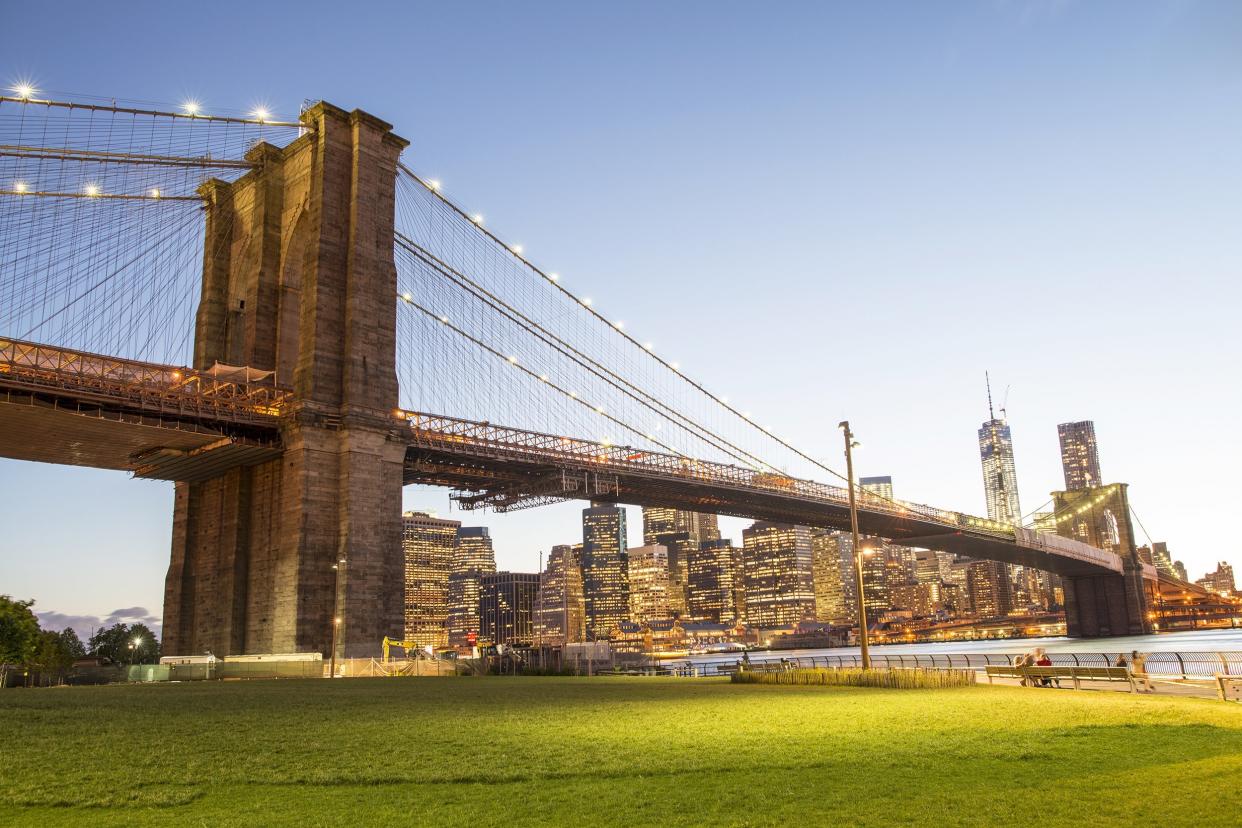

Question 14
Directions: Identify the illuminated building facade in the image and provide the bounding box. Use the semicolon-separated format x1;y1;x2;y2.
859;475;894;503
811;530;848;624
1058;420;1102;491
642;508;720;547
535;544;587;645
979;415;1022;527
686;538;744;624
741;522;815;628
480;572;539;647
445;526;497;651
966;559;1014;618
627;545;674;622
402;511;460;648
1198;562;1237;596
581;502;629;639
642;507;720;616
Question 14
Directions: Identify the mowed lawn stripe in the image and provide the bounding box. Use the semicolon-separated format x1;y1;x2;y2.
2;677;1239;825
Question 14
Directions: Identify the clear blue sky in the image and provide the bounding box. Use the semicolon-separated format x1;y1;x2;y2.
3;0;1240;635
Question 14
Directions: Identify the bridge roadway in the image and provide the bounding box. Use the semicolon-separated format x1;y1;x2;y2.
0;338;1137;579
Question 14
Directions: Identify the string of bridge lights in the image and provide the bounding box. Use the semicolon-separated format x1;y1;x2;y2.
3;84;299;202
397;166;864;476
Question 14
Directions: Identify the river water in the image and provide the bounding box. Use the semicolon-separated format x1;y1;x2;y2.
679;627;1242;667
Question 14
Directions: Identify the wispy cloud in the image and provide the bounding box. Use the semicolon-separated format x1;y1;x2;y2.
36;608;162;641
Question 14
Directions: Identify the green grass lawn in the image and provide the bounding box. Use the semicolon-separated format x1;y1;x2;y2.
2;678;1240;826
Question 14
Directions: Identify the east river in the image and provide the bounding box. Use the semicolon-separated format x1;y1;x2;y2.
676;627;1242;668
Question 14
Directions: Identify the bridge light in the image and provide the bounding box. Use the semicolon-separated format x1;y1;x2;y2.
511;244;523;255
402;292;412;301
149;188;161;198
12;83;35;100
171;371;181;379
743;411;751;418
471;214;484;224
595;405;604;414
569;391;578;398
439;315;449;323
252;107;271;121
581;298;592;307
427;179;442;192
13;181;28;193
643;342;653;351
84;183;100;197
721;396;729;404
182;100;201;115
613;320;624;330
548;272;559;281
539;374;548;381
671;361;679;370
507;355;518;364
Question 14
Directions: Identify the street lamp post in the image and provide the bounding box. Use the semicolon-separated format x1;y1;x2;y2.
330;616;342;678
328;556;346;678
839;420;870;670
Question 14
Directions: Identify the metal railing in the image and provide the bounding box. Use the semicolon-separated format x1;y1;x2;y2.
0;338;293;425
663;651;1242;680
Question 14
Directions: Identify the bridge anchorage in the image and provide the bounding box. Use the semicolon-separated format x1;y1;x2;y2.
1;94;1177;657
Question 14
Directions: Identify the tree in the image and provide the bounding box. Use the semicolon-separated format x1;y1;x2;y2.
31;630;79;683
88;623;161;665
58;628;86;660
0;596;40;688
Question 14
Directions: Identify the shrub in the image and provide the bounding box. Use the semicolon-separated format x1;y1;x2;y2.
731;666;976;689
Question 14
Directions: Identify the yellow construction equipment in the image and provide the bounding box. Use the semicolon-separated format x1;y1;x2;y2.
381;636;423;662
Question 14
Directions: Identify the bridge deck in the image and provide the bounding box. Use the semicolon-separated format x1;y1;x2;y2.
401;412;1125;578
0;340;1128;578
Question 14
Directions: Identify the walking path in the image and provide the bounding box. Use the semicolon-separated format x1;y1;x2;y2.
984;674;1232;700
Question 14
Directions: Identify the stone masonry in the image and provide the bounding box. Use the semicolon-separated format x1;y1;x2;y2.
162;103;410;658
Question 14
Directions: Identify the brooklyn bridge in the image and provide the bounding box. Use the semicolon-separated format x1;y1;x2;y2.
0;91;1204;657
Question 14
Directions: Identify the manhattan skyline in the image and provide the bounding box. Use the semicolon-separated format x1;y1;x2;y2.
2;0;1240;630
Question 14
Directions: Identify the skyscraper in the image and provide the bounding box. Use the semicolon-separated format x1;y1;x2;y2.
859;475;894;503
966;559;1014;618
479;572;539;647
1058;421;1102;491
642;506;721;547
978;380;1022;526
741;522;816;628
535;544;587;646
810;530;849;624
642;507;683;545
445;526;497;651
402;511;461;648
686;538;744;624
581;502;629;639
627;545;674;621
642;506;697;618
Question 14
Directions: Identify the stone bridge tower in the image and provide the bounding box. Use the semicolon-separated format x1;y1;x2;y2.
1053;483;1152;637
162;103;409;658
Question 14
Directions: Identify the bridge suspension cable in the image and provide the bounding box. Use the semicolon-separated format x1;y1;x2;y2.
393;165;959;519
395;231;786;474
0;93;300;365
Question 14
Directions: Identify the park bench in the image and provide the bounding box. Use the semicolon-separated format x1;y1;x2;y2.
1216;675;1242;701
985;664;1136;692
